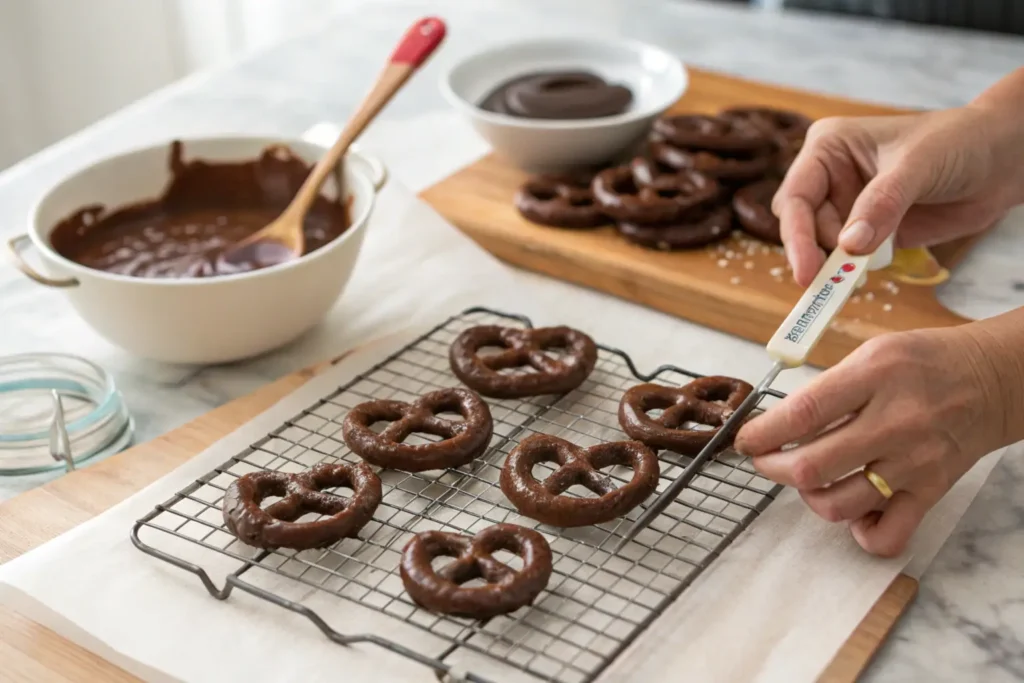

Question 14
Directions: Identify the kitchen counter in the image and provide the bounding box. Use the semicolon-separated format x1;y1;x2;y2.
1;0;1022;680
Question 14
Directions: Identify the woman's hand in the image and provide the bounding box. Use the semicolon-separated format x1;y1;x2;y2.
775;68;1024;286
737;68;1024;557
735;314;1024;558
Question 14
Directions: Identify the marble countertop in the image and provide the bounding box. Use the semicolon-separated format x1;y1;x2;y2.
1;0;1023;680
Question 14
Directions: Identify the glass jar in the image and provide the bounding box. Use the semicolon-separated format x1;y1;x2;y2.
0;353;133;475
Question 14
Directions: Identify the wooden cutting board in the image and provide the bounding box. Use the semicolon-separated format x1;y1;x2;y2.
0;349;915;683
420;67;983;368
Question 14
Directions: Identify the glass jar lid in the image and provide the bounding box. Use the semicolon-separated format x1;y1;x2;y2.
0;353;134;475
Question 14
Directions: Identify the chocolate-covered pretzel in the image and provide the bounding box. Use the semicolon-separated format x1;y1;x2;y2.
720;106;812;144
400;523;553;619
591;159;719;224
342;388;493;472
223;462;381;550
775;136;804;176
449;325;598;399
500;434;659;527
650;140;775;183
617;203;732;251
652;114;772;152
515;175;608;229
733;179;782;244
618;376;754;455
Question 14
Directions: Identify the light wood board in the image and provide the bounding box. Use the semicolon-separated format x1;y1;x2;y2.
0;351;915;683
420;67;984;369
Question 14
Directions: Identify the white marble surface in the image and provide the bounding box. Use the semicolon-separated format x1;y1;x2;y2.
1;0;1023;680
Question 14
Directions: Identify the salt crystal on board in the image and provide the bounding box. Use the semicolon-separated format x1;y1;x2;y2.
717;259;729;268
730;276;742;285
744;261;755;270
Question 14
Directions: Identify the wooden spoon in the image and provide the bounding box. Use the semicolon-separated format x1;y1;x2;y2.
221;17;446;267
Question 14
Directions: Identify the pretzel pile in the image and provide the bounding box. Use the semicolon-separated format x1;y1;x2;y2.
513;106;814;249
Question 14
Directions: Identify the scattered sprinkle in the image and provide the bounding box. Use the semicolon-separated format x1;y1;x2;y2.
725;250;736;259
851;295;861;304
769;266;785;277
881;280;901;295
717;259;729;268
865;292;875;301
730;276;742;285
761;246;771;255
744;261;755;270
882;303;893;312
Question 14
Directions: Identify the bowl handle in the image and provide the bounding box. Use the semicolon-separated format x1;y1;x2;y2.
347;146;389;192
6;235;79;288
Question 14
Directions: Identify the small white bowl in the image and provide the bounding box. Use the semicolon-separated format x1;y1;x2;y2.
8;136;387;365
442;36;687;173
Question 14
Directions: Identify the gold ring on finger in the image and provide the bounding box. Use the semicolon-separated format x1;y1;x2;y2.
863;466;894;500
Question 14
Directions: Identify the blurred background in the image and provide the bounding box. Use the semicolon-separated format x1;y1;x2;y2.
0;0;1020;173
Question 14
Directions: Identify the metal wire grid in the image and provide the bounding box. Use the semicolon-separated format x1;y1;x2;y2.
132;307;785;683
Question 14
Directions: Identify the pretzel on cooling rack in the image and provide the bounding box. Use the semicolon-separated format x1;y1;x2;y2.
618;376;754;455
222;462;381;550
449;325;598;399
400;523;553;619
342;387;493;472
500;434;660;527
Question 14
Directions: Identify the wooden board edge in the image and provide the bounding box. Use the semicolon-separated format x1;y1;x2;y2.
683;66;924;115
817;574;919;683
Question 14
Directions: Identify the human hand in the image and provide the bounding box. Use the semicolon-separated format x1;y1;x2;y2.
776;109;1015;286
774;68;1024;286
733;325;1017;558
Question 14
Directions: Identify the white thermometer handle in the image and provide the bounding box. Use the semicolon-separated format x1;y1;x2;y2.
766;235;894;367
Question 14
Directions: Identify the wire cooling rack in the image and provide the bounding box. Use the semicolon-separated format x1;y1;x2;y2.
132;307;785;683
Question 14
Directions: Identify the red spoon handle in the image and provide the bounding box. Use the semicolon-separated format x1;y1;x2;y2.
389;17;446;68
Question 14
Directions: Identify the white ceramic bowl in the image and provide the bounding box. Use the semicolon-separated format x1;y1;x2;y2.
442;36;687;173
8;136;387;365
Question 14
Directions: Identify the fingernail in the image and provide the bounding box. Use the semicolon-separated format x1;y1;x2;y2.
839;220;874;252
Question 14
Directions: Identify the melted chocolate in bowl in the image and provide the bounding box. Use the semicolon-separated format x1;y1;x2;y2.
49;141;350;279
479;70;633;120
